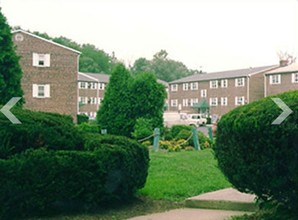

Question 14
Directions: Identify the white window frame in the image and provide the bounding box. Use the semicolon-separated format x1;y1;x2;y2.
201;89;207;98
235;96;245;106
33;53;50;67
210;80;218;88
269;74;281;85
79;82;87;89
221;79;228;88
171;99;178;107
98;83;105;90
182;83;189;91
221;97;228;106
171;84;178;92
292;73;298;83
190;98;198;106
190;82;198;90
182;99;189;107
209;97;218;106
32;84;50;98
235;78;245;87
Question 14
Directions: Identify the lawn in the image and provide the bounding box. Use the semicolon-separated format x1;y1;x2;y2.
138;149;231;201
29;149;231;220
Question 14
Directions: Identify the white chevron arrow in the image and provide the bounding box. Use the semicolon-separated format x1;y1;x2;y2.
271;98;293;125
0;97;22;124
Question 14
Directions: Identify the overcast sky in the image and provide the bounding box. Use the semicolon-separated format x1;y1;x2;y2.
1;0;298;72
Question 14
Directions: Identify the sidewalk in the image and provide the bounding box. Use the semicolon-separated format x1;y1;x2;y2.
128;188;256;220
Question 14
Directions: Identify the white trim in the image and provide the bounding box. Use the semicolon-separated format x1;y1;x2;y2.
12;30;81;54
78;72;99;82
269;74;281;85
247;76;250;103
292;73;298;83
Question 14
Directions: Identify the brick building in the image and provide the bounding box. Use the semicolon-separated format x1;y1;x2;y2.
12;30;80;122
78;72;109;119
265;62;298;97
168;65;276;117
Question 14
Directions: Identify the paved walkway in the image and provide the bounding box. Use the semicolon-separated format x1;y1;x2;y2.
128;188;256;220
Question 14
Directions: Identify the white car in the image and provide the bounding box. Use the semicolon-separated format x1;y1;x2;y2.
186;114;207;127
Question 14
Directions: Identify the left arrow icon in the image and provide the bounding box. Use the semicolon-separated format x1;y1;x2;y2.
0;97;22;124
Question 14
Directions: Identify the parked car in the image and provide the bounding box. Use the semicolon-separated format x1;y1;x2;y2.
164;112;207;127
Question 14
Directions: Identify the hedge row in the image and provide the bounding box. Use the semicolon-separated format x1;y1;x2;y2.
214;91;298;215
0;108;84;159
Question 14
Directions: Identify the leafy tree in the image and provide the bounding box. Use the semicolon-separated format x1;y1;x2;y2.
131;57;151;74
96;64;133;137
130;73;166;130
0;10;24;106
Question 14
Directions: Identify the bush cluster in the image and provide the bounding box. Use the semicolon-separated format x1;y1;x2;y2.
0;108;84;158
0;109;149;219
214;91;298;216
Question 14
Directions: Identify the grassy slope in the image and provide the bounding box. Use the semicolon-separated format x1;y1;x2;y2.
139;149;231;201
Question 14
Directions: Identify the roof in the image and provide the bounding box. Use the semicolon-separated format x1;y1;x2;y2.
157;79;169;87
265;62;298;75
12;30;81;54
170;65;277;84
78;72;110;83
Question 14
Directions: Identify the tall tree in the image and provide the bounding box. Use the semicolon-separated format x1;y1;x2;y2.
0;10;24;106
97;64;133;137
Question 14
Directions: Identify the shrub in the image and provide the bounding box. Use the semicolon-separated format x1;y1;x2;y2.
132;118;153;141
175;129;212;149
0;108;84;159
159;140;172;150
214;91;298;215
0;135;149;219
168;144;182;152
170;125;192;138
77;114;89;124
76;122;100;134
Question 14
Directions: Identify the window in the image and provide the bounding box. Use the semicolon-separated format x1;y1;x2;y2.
88;82;97;89
190;98;198;106
79;82;87;89
171;84;178;92
292;73;298;83
32;84;50;98
33;53;50;67
182;83;189;91
269;74;281;84
182;99;189;107
98;83;105;90
221;79;228;88
79;97;86;104
190;82;198;90
98;97;102;105
209;97;218;106
221;97;228;106
235;78;245;87
235;96;245;106
201;89;207;98
88;97;97;104
171;99;178;107
210;80;218;88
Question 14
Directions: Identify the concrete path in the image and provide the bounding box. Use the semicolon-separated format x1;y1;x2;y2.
128;188;256;220
128;208;249;220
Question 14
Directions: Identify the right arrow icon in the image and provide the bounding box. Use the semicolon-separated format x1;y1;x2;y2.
271;98;293;125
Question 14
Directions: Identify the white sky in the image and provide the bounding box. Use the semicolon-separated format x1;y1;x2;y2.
1;0;298;72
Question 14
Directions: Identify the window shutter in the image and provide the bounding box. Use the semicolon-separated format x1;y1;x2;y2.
32;53;39;66
32;84;38;97
45;54;51;67
45;84;50;97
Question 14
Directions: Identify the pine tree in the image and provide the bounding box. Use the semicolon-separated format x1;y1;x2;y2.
0;9;24;106
97;64;133;137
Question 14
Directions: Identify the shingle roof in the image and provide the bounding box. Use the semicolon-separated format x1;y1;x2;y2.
78;72;110;83
157;79;168;87
170;65;277;84
264;62;298;75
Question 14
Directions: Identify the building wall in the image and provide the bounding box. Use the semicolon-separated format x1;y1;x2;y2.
13;31;79;122
169;77;248;117
265;72;298;96
78;81;106;119
249;73;265;102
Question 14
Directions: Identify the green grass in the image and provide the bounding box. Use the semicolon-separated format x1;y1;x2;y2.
138;149;231;201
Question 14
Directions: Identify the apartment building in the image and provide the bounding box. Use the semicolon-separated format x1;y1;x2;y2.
78;72;109;119
168;65;276;117
265;61;298;97
12;30;80;122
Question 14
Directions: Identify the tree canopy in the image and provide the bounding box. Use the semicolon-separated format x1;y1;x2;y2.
0;10;24;106
131;50;201;82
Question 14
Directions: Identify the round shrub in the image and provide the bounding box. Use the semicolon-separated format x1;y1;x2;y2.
214;91;298;213
0;108;84;159
0;134;149;219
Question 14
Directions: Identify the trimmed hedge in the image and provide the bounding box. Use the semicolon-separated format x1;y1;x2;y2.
214;91;298;213
0;108;84;159
0;135;149;219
